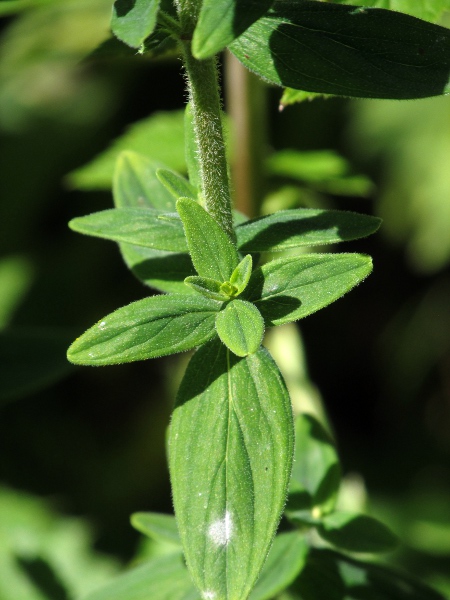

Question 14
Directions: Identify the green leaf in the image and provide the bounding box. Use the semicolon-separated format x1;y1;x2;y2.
317;512;399;554
114;151;177;212
130;512;181;546
249;532;308;600
68;110;185;190
229;254;253;296
246;253;373;326
192;0;274;59
67;294;221;366
279;88;331;108
177;198;240;281
111;0;161;49
287;414;341;520
236;209;381;252
69;208;188;252
329;0;450;23
287;548;446;600
184;276;228;301
81;552;199;600
169;340;294;600
156;168;198;201
215;299;264;356
184;103;201;190
229;2;450;100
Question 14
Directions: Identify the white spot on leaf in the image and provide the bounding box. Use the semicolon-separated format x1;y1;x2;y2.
202;591;216;600
208;511;233;546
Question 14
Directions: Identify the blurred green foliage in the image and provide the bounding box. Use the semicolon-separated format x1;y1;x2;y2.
0;1;449;598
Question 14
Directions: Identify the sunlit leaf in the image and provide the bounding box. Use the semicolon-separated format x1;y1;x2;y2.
111;0;160;48
215;299;264;356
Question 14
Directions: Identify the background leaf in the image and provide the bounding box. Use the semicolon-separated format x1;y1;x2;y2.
169;340;294;600
111;0;161;49
130;512;181;546
230;2;450;99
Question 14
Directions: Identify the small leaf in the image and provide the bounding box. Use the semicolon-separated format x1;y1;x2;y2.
215;299;264;356
69;208;188;252
287;414;341;519
230;2;450;100
229;254;253;296
184;103;201;190
81;552;199;600
177;198;240;281
184;276;228;301
156;168;198;201
249;532;308;600
111;0;161;49
130;512;181;546
113;151;176;212
67;294;220;365
169;340;294;600
236;209;381;252
192;0;274;59
246;253;373;326
317;512;399;554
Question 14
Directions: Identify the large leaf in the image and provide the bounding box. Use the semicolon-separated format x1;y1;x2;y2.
111;0;161;48
81;552;199;600
67;294;221;365
169;340;294;600
69;208;188;252
229;2;450;99
286;548;446;600
287;413;341;520
246;253;373;326
329;0;450;23
192;0;274;59
236;209;381;252
177;198;240;281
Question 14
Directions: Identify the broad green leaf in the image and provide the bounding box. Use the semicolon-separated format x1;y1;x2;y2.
69;208;188;252
68;110;185;190
184;276;228;301
236;209;381;252
177;198;240;281
229;2;450;100
156;168;198;201
249;532;308;600
318;512;399;554
246;253;373;326
130;512;181;546
184;103;201;190
111;0;161;48
192;0;274;59
287;414;341;520
81;552;199;600
229;254;253;296
169;340;294;600
329;0;450;23
114;151;177;212
215;299;264;356
67;294;221;366
287;548;446;600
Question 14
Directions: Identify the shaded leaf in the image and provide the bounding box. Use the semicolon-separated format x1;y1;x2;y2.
111;0;161;48
230;2;450;99
246;253;373;326
130;512;181;546
215;299;264;356
192;0;274;59
169;340;294;600
67;294;220;366
177;198;240;281
236;209;381;252
318;512;399;554
156;169;198;201
184;276;228;301
329;0;450;23
69;208;188;252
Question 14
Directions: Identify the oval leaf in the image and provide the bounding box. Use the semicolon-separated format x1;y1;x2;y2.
69;208;188;252
192;0;274;59
246;253;373;326
169;340;294;600
67;294;220;365
111;0;161;49
236;209;381;252
230;1;450;99
318;512;399;554
215;299;264;356
177;198;240;281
